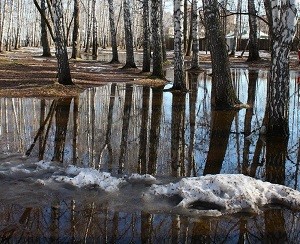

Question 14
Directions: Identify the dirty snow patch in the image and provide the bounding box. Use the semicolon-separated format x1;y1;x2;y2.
147;174;300;214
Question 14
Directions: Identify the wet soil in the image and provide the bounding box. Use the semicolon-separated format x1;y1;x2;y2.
0;48;300;97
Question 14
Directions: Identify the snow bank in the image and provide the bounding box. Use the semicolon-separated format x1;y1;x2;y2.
55;166;126;192
148;174;300;213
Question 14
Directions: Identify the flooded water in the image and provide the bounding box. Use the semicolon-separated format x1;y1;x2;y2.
1;69;300;242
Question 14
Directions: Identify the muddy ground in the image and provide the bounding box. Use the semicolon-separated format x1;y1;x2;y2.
0;47;299;97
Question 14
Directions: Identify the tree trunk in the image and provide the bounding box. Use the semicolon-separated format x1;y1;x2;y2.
0;0;8;52
190;0;200;70
142;0;150;72
151;0;164;78
160;0;167;62
41;0;51;57
183;0;188;52
122;0;137;68
92;0;98;58
52;0;73;85
71;0;81;59
107;0;119;63
247;0;260;62
265;0;297;137
203;0;240;109
172;0;186;90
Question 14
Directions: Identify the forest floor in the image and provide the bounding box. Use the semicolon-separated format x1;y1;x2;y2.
0;47;300;97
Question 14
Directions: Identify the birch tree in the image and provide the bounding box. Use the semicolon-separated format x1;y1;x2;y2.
172;0;186;90
202;0;240;109
123;0;137;68
34;0;73;85
264;0;298;136
151;0;164;78
107;0;120;63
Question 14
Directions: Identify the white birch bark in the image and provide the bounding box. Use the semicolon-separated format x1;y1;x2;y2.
173;0;186;90
266;0;298;136
151;0;164;78
123;0;137;68
52;0;73;85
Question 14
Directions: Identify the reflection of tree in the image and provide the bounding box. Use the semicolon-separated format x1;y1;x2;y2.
187;72;198;176
50;202;60;242
141;211;152;243
264;136;289;242
138;86;150;174
52;98;72;162
148;88;163;175
100;84;116;171
119;85;133;174
171;92;186;177
73;97;79;165
242;70;258;174
203;110;236;175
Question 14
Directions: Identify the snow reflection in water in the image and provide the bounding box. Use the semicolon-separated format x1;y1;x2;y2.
0;69;300;241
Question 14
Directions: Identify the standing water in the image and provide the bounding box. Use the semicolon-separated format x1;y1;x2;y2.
0;69;300;242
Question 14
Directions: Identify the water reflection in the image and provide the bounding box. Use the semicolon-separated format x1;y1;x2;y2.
1;69;300;240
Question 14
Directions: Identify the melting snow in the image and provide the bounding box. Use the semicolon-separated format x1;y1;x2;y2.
2;160;300;214
147;174;300;213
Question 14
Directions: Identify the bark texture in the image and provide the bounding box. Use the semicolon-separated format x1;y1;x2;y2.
142;0;150;72
151;0;164;78
265;0;297;137
41;0;51;57
203;0;240;109
71;0;81;59
108;0;119;63
52;0;73;85
122;0;137;68
247;0;260;61
172;0;186;90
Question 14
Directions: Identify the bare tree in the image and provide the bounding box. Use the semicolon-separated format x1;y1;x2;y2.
40;0;51;57
151;0;164;78
107;0;120;63
264;0;297;137
247;0;260;61
71;0;81;59
202;0;241;109
172;0;186;90
122;0;137;68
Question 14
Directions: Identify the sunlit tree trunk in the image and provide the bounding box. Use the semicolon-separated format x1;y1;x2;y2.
122;0;137;68
190;0;200;70
0;0;8;52
203;0;240;109
41;0;51;57
14;0;22;49
247;0;260;61
71;0;81;59
265;0;297;136
142;0;150;72
108;0;119;63
172;0;186;90
151;0;164;78
52;0;73;85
